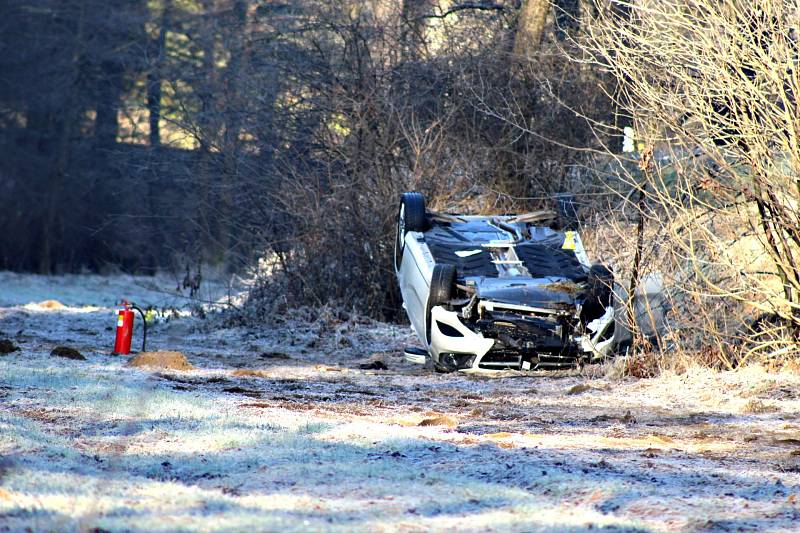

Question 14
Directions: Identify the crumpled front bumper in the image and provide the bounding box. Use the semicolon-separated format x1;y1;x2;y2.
428;301;617;370
428;306;495;368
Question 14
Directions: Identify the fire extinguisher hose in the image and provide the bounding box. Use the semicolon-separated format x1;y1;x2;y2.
129;303;148;353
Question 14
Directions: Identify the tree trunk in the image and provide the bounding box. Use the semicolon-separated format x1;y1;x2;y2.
218;0;251;263
401;0;432;61
42;2;87;272
512;0;550;60
147;1;171;147
94;61;123;147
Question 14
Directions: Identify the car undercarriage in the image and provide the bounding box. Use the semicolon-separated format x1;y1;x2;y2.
395;192;628;372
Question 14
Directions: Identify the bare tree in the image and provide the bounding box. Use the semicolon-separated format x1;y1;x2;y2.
0;0;611;321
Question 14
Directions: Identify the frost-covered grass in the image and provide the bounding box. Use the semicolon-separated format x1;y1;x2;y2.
0;271;200;308
2;272;800;532
0;354;643;533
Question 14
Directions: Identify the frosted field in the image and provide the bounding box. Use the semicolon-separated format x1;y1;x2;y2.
1;271;800;532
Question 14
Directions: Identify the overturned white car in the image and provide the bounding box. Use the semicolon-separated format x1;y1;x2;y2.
395;192;647;372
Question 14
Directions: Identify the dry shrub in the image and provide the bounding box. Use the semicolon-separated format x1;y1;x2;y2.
741;398;780;414
582;0;800;368
780;358;800;374
620;349;660;379
247;7;614;321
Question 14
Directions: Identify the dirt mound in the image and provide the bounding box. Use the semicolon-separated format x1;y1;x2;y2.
127;351;193;371
50;346;86;360
418;416;458;428
0;340;20;354
38;300;66;309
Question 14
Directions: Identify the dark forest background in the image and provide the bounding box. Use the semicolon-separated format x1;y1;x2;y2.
1;0;617;318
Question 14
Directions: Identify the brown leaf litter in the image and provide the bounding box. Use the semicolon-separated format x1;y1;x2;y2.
232;369;270;378
541;281;584;295
741;399;780;414
315;364;344;372
483;432;518;449
567;383;592;395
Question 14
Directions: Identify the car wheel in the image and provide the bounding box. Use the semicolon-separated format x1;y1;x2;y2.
581;264;614;329
426;263;456;346
587;264;613;308
395;192;426;270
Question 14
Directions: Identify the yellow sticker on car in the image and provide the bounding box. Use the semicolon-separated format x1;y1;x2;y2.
562;231;577;250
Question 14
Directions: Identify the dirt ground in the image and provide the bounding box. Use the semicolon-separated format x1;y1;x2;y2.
1;271;800;532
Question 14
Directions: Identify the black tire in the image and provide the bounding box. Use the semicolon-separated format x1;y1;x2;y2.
587;264;614;307
425;264;456;345
581;264;614;325
395;192;427;270
401;192;426;232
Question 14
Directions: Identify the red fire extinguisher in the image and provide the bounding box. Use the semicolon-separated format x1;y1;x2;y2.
113;300;147;355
